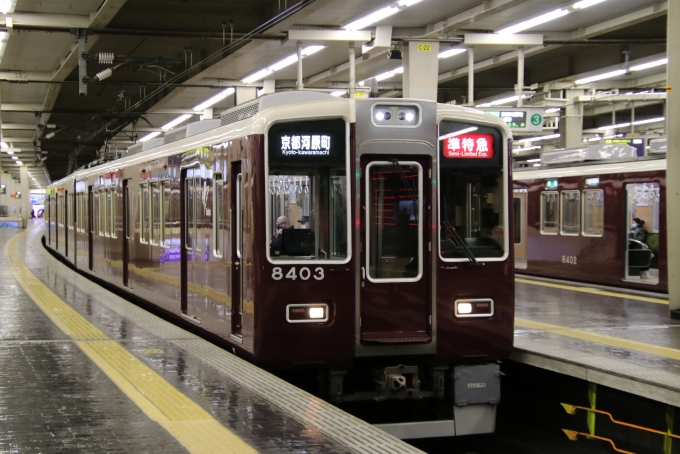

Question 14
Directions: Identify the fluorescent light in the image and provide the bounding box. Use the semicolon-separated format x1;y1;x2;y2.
0;0;12;14
476;94;526;107
139;132;161;142
533;163;541;167
497;9;569;34
241;46;325;84
330;91;346;97
0;141;6;149
344;6;399;30
6;150;12;155
630;58;668;72
572;0;607;9
526;158;542;162
598;117;665;130
513;146;541;152
545;108;561;113
575;69;626;85
438;48;466;59
603;134;623;139
519;133;561;142
162;114;193;131
15;161;23;165
11;155;17;160
398;0;423;5
439;126;478;141
193;87;235;111
374;66;403;81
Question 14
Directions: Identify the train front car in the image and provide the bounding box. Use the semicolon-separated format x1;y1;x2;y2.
258;97;514;436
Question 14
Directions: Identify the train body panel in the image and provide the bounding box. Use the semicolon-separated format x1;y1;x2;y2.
44;93;515;415
514;157;667;293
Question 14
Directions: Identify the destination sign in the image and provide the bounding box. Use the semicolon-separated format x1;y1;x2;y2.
280;134;332;156
268;119;345;166
442;133;495;159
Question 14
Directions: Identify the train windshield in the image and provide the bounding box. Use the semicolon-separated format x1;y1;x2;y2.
438;121;506;260
267;119;348;261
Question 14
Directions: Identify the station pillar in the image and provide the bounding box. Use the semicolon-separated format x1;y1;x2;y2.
667;1;680;317
402;41;440;102
559;89;585;149
236;87;257;105
19;165;29;228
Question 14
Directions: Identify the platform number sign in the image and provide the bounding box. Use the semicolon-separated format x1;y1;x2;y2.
531;113;543;127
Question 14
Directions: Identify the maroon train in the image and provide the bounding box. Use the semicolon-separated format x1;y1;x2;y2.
44;92;514;435
513;154;667;293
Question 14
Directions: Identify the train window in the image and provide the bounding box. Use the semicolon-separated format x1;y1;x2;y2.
185;178;193;250
513;197;522;244
266;119;348;262
540;191;559;235
140;183;149;243
105;189;111;237
110;188;117;238
151;182;160;245
213;173;224;258
125;184;132;240
582;189;604;236
560;191;580;236
367;162;422;281
162;181;171;247
438;121;506;260
97;190;104;236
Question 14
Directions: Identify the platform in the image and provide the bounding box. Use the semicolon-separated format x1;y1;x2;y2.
513;274;680;407
0;220;421;454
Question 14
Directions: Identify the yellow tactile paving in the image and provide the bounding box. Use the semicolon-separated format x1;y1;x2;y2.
516;277;669;305
515;318;680;361
5;227;257;454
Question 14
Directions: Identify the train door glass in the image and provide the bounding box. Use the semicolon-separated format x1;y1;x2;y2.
123;179;131;287
88;186;94;271
182;167;208;320
513;192;527;269
231;162;243;339
64;190;69;258
625;182;660;284
360;157;431;344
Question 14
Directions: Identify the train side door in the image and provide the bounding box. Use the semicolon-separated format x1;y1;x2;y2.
181;166;208;321
88;185;94;271
64;190;69;258
624;182;660;284
359;156;432;344
513;191;527;269
122;179;131;287
230;161;243;339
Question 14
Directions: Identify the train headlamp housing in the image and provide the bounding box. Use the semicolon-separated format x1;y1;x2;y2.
371;104;420;127
454;299;494;318
287;303;329;323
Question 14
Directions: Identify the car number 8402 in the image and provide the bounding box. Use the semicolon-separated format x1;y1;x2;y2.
272;267;324;281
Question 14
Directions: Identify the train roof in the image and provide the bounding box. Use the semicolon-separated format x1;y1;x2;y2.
513;155;666;180
48;92;511;188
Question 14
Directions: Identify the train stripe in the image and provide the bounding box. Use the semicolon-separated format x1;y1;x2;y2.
516;278;668;305
5;226;256;454
515;318;680;361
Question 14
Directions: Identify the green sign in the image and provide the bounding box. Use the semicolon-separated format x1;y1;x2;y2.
531;113;543;126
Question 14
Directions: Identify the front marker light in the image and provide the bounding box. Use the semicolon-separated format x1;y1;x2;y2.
287;303;329;323
455;299;494;318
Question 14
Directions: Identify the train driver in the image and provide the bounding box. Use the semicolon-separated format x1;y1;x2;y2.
298;215;310;229
271;215;293;246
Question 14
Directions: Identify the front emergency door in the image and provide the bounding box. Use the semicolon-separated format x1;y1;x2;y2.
360;156;431;344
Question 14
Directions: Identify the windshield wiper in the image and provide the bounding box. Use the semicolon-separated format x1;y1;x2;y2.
442;220;478;266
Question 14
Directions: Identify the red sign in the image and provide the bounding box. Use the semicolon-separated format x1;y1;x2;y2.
442;133;495;159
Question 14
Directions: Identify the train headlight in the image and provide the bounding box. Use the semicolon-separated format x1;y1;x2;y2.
455;299;494;318
374;108;392;123
396;108;417;125
287;303;329;323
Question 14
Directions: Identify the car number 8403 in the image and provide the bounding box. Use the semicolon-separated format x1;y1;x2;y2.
272;267;325;281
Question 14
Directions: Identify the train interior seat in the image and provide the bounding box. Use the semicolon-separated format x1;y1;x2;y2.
282;229;315;257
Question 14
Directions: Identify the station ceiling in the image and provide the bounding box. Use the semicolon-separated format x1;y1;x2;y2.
0;0;668;188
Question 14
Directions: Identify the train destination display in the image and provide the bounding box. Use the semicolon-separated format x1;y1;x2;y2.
442;132;495;159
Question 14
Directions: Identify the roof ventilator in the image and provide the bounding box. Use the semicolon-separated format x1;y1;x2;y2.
127;137;165;156
164;119;221;145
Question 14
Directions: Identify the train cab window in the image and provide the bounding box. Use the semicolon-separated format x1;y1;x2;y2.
266;119;349;262
540;191;559;235
438;121;507;260
560;190;580;236
140;183;149;243
582;189;604;236
213;173;224;257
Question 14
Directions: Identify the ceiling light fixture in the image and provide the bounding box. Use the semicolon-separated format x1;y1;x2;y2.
513;146;542;152
630;58;668;72
193;87;235;111
519;133;561;142
597;117;665;130
374;66;403;82
575;69;627;85
545;108;561;113
572;0;607;8
344;6;399;30
162;114;193;131
15;161;23;165
438;48;467;59
497;8;569;34
330;91;346;97
241;46;325;84
476;94;527;107
526;158;542;162
0;141;6;149
139;132;162;142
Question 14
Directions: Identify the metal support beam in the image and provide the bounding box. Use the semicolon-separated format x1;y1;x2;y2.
517;48;525;107
668;0;680;317
349;44;356;98
468;48;474;106
77;29;87;96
